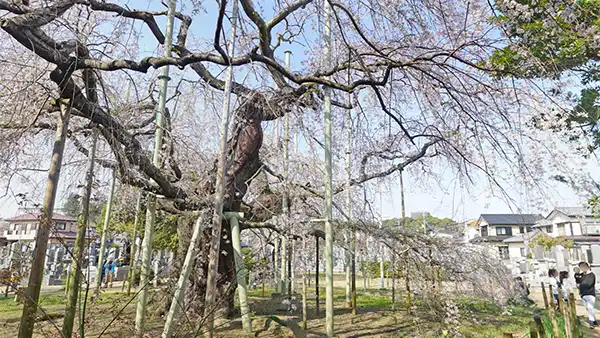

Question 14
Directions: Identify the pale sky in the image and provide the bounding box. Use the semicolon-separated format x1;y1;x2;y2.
1;0;597;222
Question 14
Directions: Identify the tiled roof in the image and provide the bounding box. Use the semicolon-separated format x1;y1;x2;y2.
554;207;594;217
6;212;76;222
470;236;510;243
533;219;553;227
466;219;479;229
503;235;525;243
569;235;600;242
479;214;543;225
50;231;78;239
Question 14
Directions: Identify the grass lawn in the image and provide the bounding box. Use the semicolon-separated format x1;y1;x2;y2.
0;284;544;337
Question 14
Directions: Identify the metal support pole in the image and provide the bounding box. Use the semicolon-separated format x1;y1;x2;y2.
126;191;143;295
95;169;116;294
323;1;334;334
280;235;287;296
315;236;320;315
226;212;252;334
135;0;176;334
162;216;204;338
274;231;279;292
203;1;240;336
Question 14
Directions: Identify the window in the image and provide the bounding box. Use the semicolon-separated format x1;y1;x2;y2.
569;223;575;236
520;247;526;257
481;225;488;237
55;222;66;231
499;246;509;260
496;227;512;236
545;226;552;233
558;224;565;236
519;226;525;234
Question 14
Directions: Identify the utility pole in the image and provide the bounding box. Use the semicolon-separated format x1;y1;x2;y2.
323;1;334;335
95;169;116;295
135;0;176;335
203;0;239;336
18;98;71;338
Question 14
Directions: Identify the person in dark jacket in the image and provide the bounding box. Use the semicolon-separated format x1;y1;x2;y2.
577;261;598;327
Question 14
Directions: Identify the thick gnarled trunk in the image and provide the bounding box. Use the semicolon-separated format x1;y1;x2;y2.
174;215;236;320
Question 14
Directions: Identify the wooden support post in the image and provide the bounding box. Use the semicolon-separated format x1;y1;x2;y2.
541;282;549;309
558;288;571;338
529;322;539;338
534;315;546;338
557;287;565;314
547;285;560;338
568;292;579;338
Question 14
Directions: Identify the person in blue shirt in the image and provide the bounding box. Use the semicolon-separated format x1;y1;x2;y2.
104;259;115;288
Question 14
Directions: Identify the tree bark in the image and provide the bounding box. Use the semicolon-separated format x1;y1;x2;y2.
18;99;71;338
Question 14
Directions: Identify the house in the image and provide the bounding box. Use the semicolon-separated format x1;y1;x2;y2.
528;207;600;275
532;207;600;237
463;219;479;243
470;213;543;260
0;212;78;284
501;230;542;275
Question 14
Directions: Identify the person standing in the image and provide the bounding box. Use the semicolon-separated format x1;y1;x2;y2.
577;261;598;327
548;268;560;302
559;271;574;301
104;259;115;288
100;258;107;287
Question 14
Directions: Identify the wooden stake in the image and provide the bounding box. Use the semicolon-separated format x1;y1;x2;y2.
541;282;549;309
534;315;546;338
547;285;560;338
529;321;539;338
568;292;580;338
558;288;571;338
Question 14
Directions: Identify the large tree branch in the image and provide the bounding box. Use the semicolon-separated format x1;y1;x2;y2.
267;0;313;29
